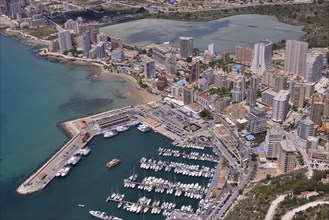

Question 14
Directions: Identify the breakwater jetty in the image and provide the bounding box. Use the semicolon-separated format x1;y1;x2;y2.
16;105;135;194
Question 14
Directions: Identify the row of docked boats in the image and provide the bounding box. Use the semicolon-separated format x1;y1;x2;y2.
150;200;161;214
56;146;91;177
105;192;124;204
103;130;118;138
139;157;215;178
56;165;71;177
107;194;177;216
123;168;138;188
158;147;220;163
107;194;196;217
103;120;140;138
172;142;205;150
89;210;122;220
132;176;206;199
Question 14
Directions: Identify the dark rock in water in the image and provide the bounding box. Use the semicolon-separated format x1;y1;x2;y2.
113;89;128;99
59;94;113;112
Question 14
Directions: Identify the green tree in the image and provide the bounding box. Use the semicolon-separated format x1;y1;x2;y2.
193;48;200;55
233;172;239;182
199;109;214;120
251;153;257;161
222;159;227;167
257;90;262;98
186;57;192;63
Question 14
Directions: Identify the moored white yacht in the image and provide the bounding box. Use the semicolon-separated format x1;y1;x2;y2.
115;125;129;132
103;130;118;138
130;120;139;126
60;166;71;177
89;210;108;220
137;124;151;132
79;147;91;156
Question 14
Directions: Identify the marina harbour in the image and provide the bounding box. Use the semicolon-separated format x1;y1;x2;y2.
1;36;234;220
16;101;227;220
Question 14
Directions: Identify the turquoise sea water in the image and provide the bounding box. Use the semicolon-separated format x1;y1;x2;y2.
0;35;216;220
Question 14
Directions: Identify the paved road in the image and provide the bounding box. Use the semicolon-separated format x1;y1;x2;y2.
212;133;240;170
281;201;329;220
210;162;253;219
215;115;250;162
265;194;287;220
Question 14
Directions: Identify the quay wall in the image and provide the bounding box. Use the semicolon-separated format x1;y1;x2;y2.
16;135;81;194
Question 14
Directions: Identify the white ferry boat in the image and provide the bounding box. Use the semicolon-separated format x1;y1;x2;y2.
137;124;151;132
79;147;91;156
115;125;129;132
56;166;71;177
68;155;81;165
89;210;108;220
61;166;71;177
130;120;139;126
103;130;118;138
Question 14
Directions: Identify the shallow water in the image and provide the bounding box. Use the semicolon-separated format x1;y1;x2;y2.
101;14;304;51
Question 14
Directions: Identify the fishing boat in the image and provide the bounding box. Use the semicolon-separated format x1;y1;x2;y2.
106;159;120;169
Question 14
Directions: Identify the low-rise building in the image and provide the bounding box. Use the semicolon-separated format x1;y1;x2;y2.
156;76;168;91
195;92;210;108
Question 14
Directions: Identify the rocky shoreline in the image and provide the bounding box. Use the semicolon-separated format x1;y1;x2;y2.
0;17;160;105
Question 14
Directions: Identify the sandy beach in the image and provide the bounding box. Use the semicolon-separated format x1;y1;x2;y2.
37;51;161;104
98;69;162;104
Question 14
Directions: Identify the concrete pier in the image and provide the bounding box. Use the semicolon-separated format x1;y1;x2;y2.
16;106;134;194
16;133;94;194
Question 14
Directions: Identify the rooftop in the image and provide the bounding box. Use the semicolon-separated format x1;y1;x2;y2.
268;129;283;136
300;118;314;126
179;36;193;40
279;139;296;152
263;89;278;97
274;90;290;101
176;79;187;86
